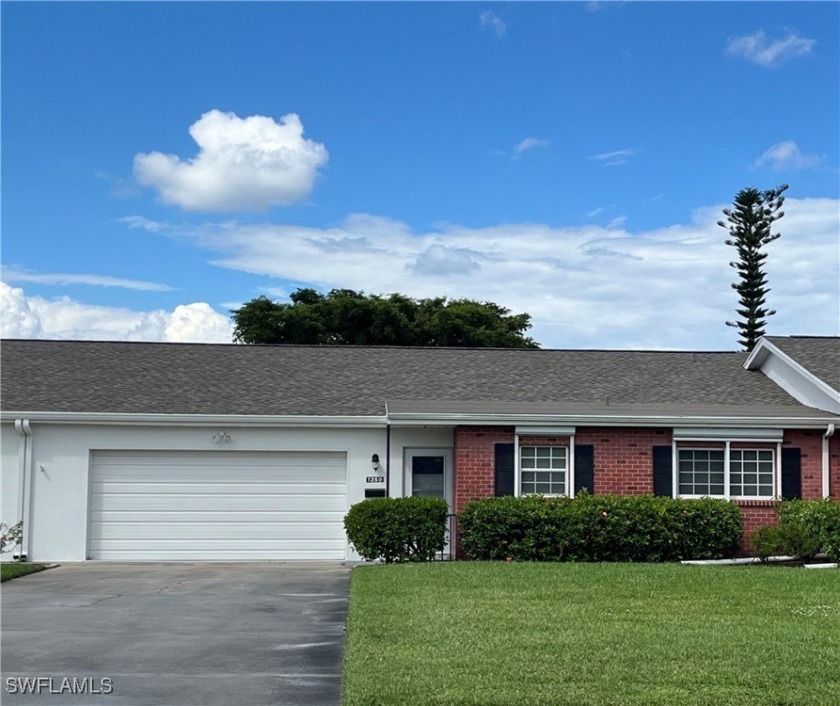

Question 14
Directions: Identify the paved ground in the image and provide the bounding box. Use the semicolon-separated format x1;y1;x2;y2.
1;563;351;706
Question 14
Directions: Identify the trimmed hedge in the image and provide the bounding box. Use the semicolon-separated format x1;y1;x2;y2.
458;493;742;562
776;499;840;562
344;497;448;563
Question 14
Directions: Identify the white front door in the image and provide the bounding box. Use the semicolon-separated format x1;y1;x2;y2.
404;448;453;510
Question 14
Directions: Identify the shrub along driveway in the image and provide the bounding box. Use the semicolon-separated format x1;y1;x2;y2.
1;562;350;705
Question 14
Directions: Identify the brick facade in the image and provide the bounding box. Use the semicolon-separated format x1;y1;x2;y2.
576;427;672;495
735;501;779;553
832;434;840;498
452;424;837;556
453;426;514;514
783;429;823;499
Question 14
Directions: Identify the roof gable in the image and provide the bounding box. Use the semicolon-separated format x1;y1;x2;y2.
745;336;840;414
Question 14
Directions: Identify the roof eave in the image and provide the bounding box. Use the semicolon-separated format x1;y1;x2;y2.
387;411;839;428
0;411;388;428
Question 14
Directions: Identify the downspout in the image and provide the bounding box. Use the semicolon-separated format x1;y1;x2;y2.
14;419;33;559
384;402;391;498
823;424;835;499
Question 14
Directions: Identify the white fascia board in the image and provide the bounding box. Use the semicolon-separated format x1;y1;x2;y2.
515;425;576;436
745;338;840;412
386;412;839;428
0;411;387;428
673;427;784;442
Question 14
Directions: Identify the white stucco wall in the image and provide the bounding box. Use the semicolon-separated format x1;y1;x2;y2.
388;426;455;501
0;420;454;562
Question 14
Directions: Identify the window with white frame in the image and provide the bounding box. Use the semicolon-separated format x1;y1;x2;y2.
678;448;775;498
520;446;567;496
678;449;725;496
729;449;774;498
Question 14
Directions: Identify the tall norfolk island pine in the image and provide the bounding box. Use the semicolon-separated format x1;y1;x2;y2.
718;184;788;351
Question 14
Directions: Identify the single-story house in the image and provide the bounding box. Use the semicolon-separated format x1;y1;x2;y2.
1;335;838;562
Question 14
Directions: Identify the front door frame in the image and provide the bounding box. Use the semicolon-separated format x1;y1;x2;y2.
403;447;454;511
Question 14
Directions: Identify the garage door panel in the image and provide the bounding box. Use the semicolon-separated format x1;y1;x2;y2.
93;451;345;466
90;522;345;540
92;494;347;512
89;450;348;560
90;510;344;524
92;481;346;494
94;548;346;561
90;467;345;482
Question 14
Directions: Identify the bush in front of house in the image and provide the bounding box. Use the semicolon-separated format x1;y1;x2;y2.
457;493;743;562
344;497;449;563
776;499;840;562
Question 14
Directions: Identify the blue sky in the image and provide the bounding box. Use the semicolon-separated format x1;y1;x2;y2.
2;1;838;349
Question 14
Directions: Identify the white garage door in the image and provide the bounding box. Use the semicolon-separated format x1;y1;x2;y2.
89;450;347;560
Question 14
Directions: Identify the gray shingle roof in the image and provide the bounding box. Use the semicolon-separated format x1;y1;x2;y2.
765;336;840;392
0;339;829;418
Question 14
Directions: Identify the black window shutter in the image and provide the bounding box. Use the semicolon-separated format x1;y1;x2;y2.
652;446;673;497
574;445;595;495
781;448;802;500
494;443;515;497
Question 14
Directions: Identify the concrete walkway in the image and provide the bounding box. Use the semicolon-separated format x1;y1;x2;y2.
1;562;351;705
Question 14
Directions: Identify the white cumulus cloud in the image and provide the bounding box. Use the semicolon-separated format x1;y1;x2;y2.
165;303;234;342
753;141;822;171
725;30;816;67
1;283;42;338
0;283;232;343
134;109;328;212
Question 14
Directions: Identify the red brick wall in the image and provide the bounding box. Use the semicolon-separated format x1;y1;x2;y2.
576;427;672;495
453;426;513;514
830;433;839;499
783;429;823;499
735;501;779;555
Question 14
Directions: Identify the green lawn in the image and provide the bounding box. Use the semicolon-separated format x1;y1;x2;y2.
343;562;840;706
1;563;47;582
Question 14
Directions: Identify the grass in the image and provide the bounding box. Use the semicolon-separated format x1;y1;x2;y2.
343;562;840;706
1;562;47;582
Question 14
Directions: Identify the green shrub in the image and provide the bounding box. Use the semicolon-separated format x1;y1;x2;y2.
458;493;742;562
750;525;786;561
777;499;840;562
344;497;448;563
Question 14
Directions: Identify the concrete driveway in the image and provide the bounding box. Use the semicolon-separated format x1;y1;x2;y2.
1;563;351;706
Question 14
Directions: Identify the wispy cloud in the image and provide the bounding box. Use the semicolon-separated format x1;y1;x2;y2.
586;207;604;218
753;141;822;171
479;10;506;38
725;30;816;67
585;1;624;13
606;215;627;229
513;137;550;159
2;268;173;292
134;109;328;212
123;198;840;350
590;148;636;166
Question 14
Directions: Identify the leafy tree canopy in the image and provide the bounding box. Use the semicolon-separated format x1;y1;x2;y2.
231;288;539;348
